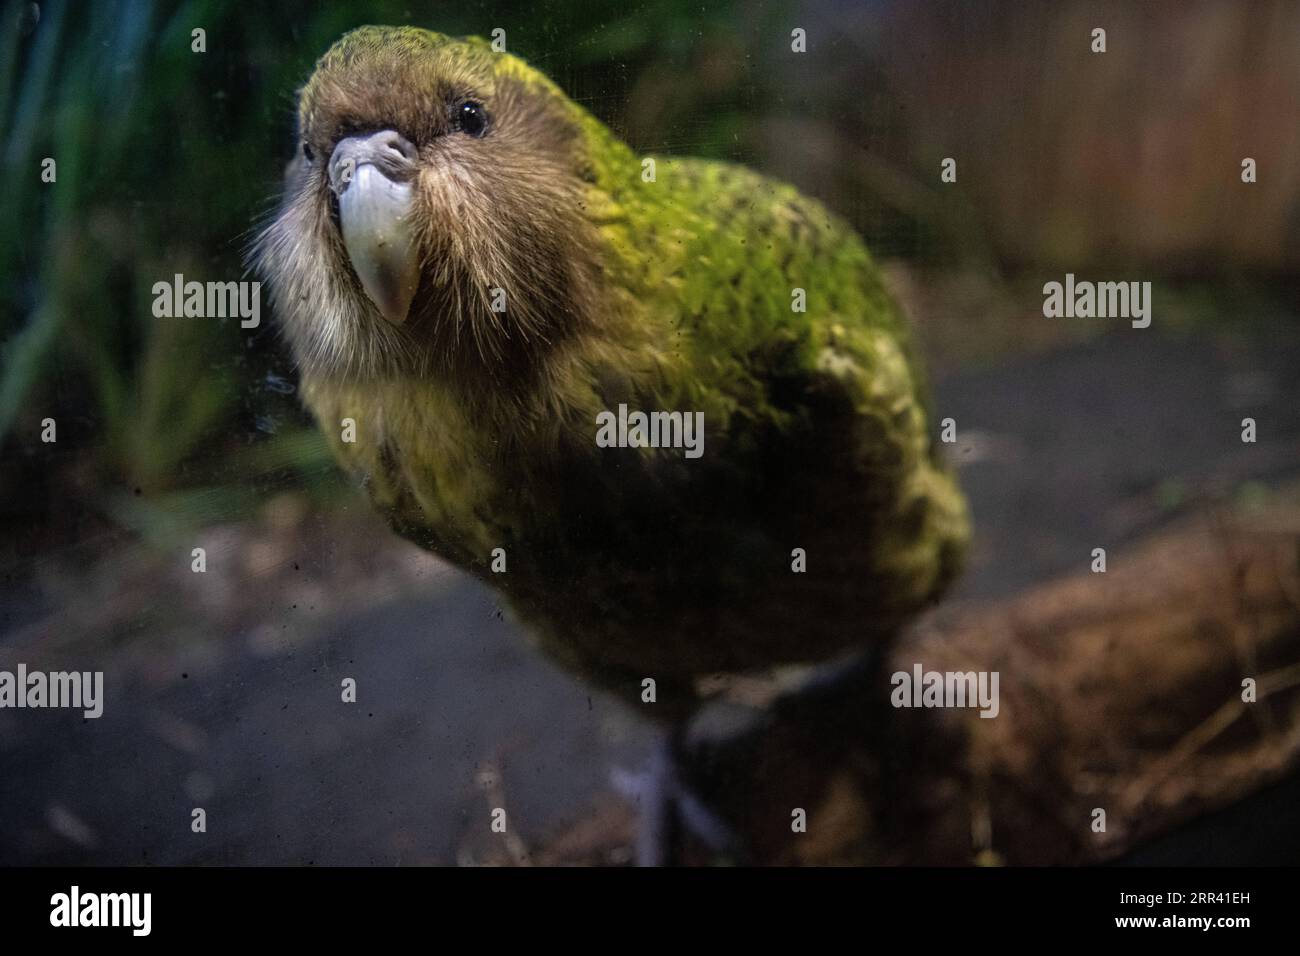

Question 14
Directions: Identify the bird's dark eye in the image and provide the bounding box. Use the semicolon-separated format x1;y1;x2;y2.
302;141;315;163
455;101;489;137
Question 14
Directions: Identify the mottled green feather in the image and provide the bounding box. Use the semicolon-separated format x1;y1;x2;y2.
290;30;969;709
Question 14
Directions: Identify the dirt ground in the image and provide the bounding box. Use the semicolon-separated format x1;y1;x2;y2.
2;300;1299;865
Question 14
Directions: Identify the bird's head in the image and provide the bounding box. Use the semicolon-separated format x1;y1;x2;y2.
254;26;615;385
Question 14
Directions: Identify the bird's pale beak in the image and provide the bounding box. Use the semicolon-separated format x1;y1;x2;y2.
329;130;421;325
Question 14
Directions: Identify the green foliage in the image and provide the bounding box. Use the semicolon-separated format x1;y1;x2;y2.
0;0;256;498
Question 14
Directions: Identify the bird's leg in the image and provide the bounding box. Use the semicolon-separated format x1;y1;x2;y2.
631;726;745;866
620;647;891;865
631;737;677;867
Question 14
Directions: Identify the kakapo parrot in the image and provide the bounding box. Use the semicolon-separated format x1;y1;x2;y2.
254;26;968;858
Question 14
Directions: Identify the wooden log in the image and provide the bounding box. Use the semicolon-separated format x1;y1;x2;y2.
912;499;1300;865
541;496;1300;865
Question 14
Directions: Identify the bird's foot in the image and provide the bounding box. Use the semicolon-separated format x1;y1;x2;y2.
613;730;744;866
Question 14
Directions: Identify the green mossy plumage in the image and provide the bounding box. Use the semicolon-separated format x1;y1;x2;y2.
270;28;970;708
